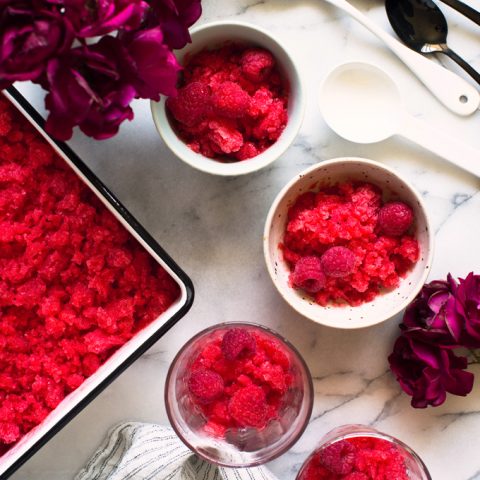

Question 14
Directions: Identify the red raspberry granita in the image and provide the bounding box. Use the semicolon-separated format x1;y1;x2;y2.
296;426;431;480
165;323;313;466
166;43;289;161
0;94;180;454
282;182;419;306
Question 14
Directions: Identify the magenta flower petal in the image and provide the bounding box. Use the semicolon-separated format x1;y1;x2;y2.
0;3;73;87
44;37;137;140
389;336;473;408
147;0;202;48
121;27;181;100
64;0;148;37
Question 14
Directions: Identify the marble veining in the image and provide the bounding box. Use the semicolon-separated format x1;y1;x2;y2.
9;0;480;479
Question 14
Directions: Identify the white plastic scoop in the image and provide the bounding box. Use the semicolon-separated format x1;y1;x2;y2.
319;62;480;178
322;0;479;116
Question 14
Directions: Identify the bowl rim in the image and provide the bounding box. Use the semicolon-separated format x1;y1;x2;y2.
164;321;314;467
150;19;305;176
263;157;435;329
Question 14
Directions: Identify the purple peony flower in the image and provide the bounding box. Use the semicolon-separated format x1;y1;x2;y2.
388;336;474;408
0;1;73;88
147;0;202;49
44;36;136;140
64;0;148;37
401;275;464;347
456;273;480;348
120;27;180;100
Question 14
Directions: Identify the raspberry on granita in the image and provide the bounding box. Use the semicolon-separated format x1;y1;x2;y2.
240;48;275;83
319;440;356;475
228;384;267;428
291;256;326;293
188;369;225;404
211;81;250;118
221;328;256;361
378;201;414;236
167;82;210;127
321;246;356;278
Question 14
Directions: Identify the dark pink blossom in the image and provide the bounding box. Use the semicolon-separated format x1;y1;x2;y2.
0;1;73;88
147;0;202;48
44;37;135;140
64;0;148;37
388;336;474;408
401;275;464;347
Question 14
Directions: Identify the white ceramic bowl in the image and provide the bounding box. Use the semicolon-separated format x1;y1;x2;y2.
151;20;305;176
263;158;434;329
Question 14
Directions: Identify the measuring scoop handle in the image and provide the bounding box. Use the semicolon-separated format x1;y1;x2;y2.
400;118;480;178
323;0;480;116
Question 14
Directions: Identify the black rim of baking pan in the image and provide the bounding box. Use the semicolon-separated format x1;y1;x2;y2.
1;86;195;480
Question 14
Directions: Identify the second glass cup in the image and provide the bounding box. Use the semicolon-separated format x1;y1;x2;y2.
296;424;431;480
165;322;313;467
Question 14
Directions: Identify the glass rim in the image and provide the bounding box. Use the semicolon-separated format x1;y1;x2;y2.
164;321;314;467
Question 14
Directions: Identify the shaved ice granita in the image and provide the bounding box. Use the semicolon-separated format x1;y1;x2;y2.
0;94;180;454
166;43;289;161
282;181;420;306
296;425;431;480
165;323;313;466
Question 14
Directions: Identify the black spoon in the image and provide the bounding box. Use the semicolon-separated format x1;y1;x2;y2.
385;0;480;85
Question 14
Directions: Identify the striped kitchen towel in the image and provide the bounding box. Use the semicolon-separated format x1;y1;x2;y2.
75;422;280;480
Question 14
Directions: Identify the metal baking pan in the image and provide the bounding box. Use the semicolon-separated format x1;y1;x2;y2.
0;86;194;480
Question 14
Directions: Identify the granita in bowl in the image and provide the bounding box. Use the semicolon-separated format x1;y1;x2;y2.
166;42;289;161
296;425;431;480
165;323;313;466
151;21;305;176
264;158;433;329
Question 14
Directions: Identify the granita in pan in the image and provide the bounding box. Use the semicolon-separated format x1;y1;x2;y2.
166;43;289;161
281;181;419;306
0;95;180;454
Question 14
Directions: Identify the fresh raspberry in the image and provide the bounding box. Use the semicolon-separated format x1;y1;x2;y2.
166;82;210;127
211;81;250;118
228;385;267;428
207;120;243;154
292;256;326;293
240;48;275;82
319;440;356;475
188;369;224;404
248;87;274;117
221;328;256;361
378;201;414;236
235;142;259;160
320;246;355;278
252;98;287;141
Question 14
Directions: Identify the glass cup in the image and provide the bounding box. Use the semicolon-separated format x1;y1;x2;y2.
165;322;313;467
296;424;431;479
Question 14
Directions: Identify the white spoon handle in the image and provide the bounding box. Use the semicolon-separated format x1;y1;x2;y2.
323;0;480;116
399;117;480;178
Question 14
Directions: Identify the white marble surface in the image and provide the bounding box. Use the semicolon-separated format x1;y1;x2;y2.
9;1;480;479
